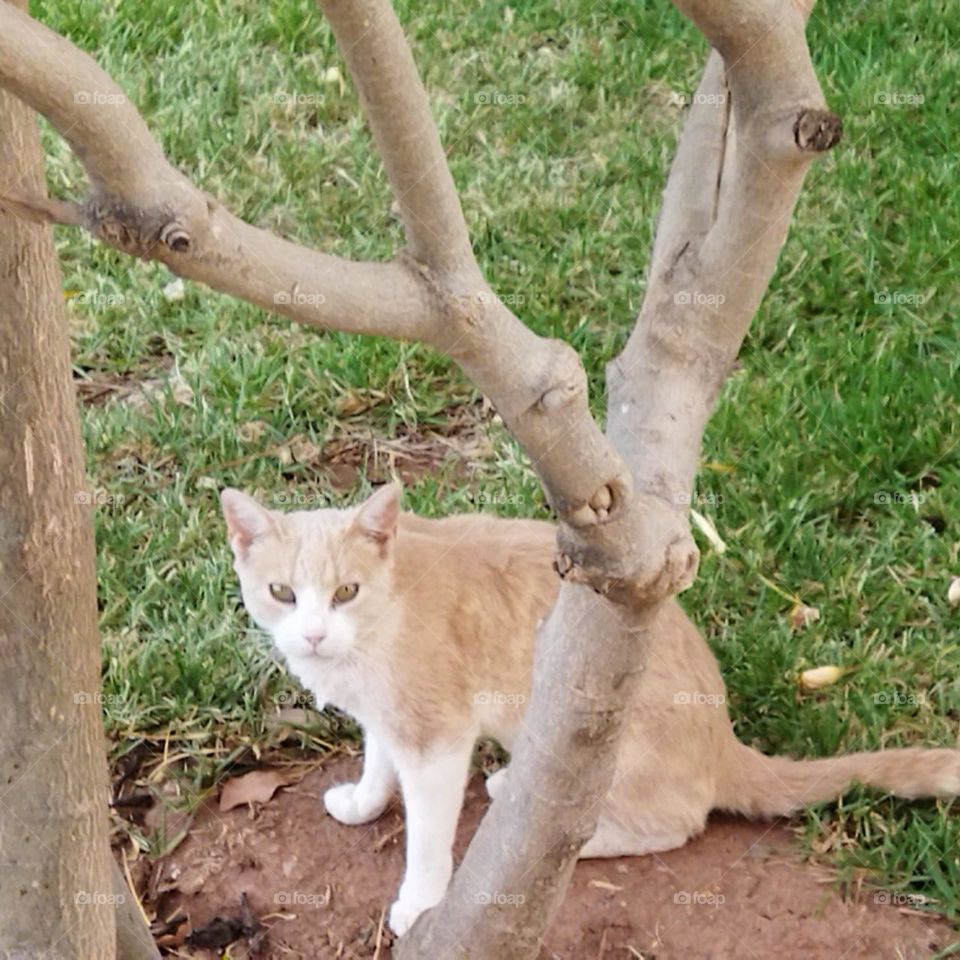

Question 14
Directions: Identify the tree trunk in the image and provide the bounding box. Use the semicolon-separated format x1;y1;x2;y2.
0;4;115;953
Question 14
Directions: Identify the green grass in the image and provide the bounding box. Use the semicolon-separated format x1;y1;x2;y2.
35;0;960;926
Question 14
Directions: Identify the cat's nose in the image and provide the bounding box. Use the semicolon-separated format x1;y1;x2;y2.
304;633;326;650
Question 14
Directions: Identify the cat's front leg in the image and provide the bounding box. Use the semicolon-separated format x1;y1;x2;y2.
389;741;473;937
324;727;397;826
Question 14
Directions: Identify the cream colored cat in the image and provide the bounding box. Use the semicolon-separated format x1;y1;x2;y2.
221;483;960;937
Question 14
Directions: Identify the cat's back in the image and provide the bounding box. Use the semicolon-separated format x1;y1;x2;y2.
397;510;557;570
394;509;559;633
389;510;559;740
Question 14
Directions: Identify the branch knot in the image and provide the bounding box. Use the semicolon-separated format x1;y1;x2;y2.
159;221;191;252
794;109;842;152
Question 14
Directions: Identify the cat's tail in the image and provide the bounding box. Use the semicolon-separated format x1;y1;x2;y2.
716;741;960;818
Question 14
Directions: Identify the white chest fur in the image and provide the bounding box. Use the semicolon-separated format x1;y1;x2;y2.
283;651;392;732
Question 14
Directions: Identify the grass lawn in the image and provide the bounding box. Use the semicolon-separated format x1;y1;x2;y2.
35;0;959;928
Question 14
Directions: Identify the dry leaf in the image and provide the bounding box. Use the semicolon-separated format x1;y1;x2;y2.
219;770;288;812
238;420;269;444
789;604;821;630
948;577;960;607
690;509;727;554
799;665;846;692
275;434;322;466
125;367;193;410
290;435;323;464
169;370;195;406
336;389;385;418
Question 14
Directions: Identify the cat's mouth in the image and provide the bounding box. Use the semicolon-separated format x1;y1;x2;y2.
287;645;342;663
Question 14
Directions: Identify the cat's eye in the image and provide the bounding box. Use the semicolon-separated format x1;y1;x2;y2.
332;583;359;605
269;583;296;604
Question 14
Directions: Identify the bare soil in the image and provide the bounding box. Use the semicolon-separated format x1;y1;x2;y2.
150;755;954;959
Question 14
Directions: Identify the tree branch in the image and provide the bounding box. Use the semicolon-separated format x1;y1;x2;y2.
318;0;474;270
608;0;840;513
0;3;433;341
403;0;840;955
0;0;695;604
648;50;730;284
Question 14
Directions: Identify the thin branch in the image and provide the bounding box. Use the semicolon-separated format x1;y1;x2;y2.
318;0;474;271
648;50;730;282
608;0;841;512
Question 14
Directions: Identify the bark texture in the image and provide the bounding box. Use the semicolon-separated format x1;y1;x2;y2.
0;9;115;953
0;1;840;957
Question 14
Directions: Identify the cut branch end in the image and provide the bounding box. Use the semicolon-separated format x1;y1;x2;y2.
794;109;843;153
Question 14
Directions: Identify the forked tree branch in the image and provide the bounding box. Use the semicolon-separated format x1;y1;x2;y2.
607;0;840;520
0;0;691;604
0;0;840;957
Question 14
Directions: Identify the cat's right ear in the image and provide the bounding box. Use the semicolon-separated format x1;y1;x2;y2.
351;482;401;555
220;489;273;559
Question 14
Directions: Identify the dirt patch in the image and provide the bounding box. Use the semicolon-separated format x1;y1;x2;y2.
73;335;176;406
259;400;498;492
138;755;954;959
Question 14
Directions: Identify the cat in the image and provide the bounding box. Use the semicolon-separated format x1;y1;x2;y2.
221;482;960;936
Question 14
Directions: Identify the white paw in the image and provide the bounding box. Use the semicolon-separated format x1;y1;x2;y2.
485;767;508;800
389;871;449;936
324;782;384;825
389;894;431;937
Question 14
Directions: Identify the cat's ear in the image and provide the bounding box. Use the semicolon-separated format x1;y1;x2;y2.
352;482;401;552
220;488;273;558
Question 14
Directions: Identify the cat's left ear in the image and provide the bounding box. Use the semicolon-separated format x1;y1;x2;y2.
221;488;273;559
352;482;401;553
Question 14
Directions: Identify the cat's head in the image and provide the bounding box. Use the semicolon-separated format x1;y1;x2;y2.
220;484;401;663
